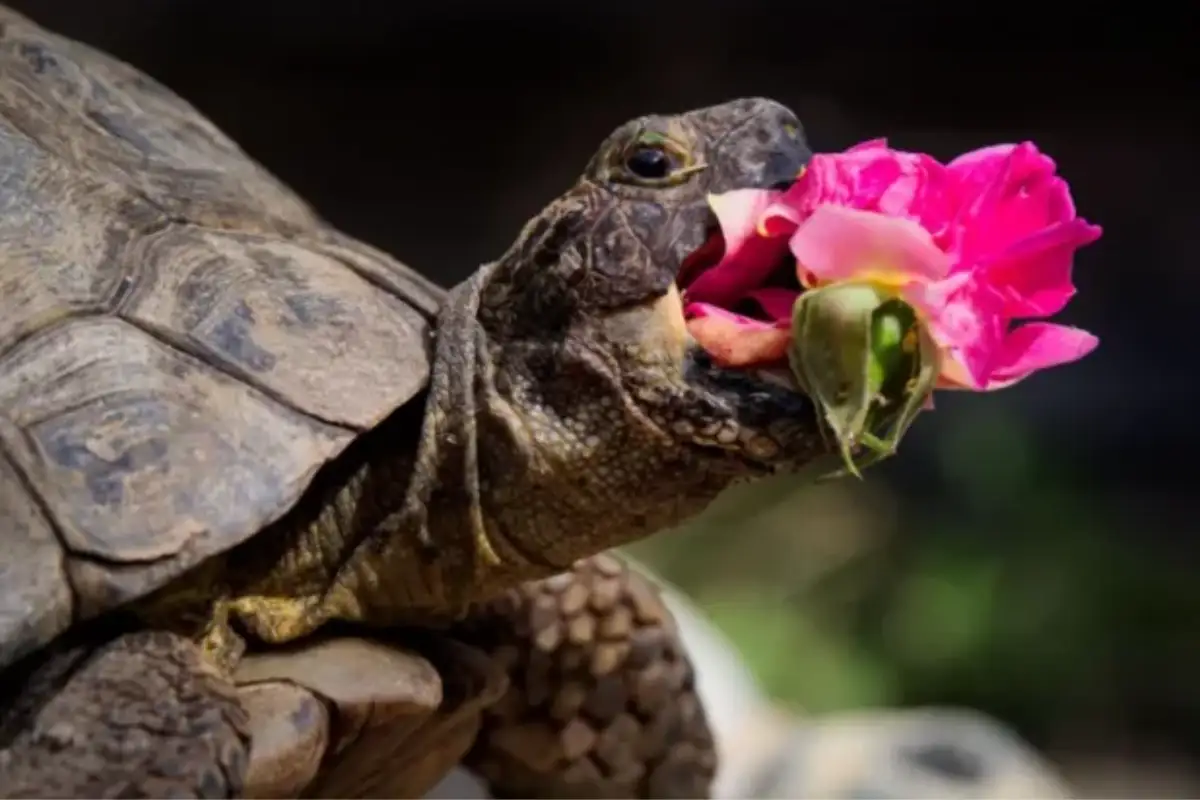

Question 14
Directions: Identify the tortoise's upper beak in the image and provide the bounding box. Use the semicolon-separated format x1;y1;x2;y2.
759;137;810;192
668;99;811;286
673;134;809;290
707;99;812;193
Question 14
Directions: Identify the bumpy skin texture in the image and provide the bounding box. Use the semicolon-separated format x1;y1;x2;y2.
458;554;714;799
0;4;829;797
0;631;249;799
0;558;710;800
374;108;819;623
164;100;821;661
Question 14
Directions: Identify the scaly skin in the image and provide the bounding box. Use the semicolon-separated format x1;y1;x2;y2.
136;98;819;667
0;631;249;798
6;98;820;798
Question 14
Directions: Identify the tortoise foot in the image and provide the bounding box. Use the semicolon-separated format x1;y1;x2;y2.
455;553;716;799
0;630;249;799
235;635;507;799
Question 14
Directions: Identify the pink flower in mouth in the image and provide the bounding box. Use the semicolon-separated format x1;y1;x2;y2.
683;138;1102;391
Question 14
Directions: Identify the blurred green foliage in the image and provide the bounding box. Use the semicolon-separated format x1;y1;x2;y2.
626;403;1200;764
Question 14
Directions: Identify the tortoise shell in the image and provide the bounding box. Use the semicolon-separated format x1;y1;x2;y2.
0;5;444;669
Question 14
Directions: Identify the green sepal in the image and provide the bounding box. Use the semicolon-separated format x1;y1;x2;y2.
787;282;940;481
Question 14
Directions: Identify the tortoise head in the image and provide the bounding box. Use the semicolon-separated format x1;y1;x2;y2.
485;97;808;330
419;99;825;584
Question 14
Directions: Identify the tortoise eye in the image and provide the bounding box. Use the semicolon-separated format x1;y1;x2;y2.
625;146;674;180
617;132;695;186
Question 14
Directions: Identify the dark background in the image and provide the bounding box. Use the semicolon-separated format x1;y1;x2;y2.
10;1;1198;794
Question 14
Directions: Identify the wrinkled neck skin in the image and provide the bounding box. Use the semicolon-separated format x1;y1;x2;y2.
332;264;824;625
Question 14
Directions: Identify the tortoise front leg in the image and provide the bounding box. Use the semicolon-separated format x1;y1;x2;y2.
455;554;716;799
0;630;249;799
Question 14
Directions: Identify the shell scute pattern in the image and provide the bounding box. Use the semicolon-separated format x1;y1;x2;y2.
0;7;440;669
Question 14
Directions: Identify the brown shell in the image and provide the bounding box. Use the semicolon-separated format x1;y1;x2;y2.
0;6;446;670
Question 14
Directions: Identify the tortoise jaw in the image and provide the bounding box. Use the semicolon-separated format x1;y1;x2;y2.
666;228;825;468
677;344;821;469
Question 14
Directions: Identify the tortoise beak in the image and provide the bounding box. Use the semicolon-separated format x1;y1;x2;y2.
674;114;810;284
757;143;810;193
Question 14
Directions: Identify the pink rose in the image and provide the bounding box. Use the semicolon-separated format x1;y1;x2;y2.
783;138;958;237
683;139;1102;391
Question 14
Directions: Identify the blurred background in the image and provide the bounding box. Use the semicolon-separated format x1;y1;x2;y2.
10;0;1195;794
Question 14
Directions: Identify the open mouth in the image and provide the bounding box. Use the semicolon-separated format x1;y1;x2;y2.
676;223;804;383
678;227;802;324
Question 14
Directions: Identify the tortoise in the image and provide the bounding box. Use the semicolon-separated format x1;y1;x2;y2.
435;577;1077;800
0;5;825;798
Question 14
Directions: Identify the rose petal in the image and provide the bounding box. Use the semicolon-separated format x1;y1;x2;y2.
685;303;791;368
685;302;772;324
946;142;1020;185
782;142;956;236
936;321;1098;391
900;270;972;336
847;138;890;153
709;189;782;252
743;287;801;321
948;142;1093;270
789;204;951;286
923;279;1006;390
760;201;805;235
686;189;793;307
981;218;1103;318
986;322;1099;388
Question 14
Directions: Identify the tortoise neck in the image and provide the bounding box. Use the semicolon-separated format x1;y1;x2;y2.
289;386;528;629
219;397;431;622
